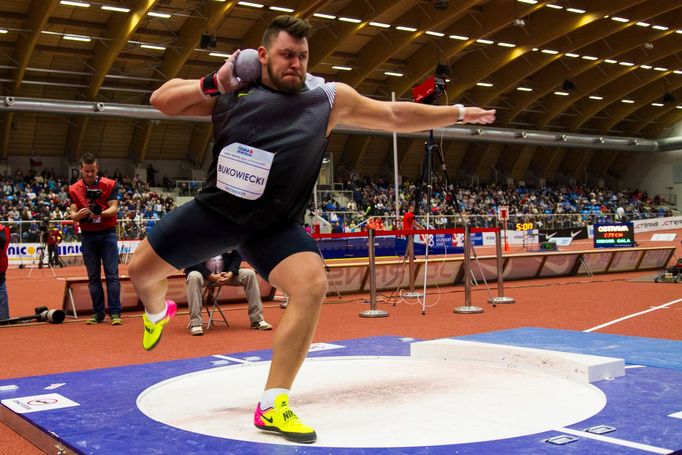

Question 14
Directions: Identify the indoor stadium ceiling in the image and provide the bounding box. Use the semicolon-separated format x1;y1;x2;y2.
1;0;682;183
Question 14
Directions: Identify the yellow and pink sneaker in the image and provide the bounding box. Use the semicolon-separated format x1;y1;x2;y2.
142;300;177;351
254;393;316;443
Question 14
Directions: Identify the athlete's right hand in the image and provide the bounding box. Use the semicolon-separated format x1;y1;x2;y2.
216;49;246;94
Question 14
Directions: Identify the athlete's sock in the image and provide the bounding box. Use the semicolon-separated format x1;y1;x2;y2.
145;302;168;324
260;388;290;409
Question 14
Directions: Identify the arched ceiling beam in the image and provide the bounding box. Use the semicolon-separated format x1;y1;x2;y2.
87;0;159;100
11;0;60;93
308;0;402;71
155;2;235;83
385;0;544;100
595;66;682;133
446;0;624;103
496;0;679;125
341;134;373;171
1;0;60;161
508;145;537;183
638;94;682;137
442;141;469;182
543;26;682;130
537;147;566;181
66;0;158;163
469;0;646;107
590;150;620;179
336;1;477;89
474;143;504;181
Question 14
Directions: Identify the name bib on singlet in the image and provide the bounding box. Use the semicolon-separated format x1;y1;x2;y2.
216;142;274;200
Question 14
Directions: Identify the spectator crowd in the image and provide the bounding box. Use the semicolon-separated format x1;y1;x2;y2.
0;167;675;242
1;168;176;243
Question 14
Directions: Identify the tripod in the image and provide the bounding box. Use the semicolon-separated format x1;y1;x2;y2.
408;129;458;314
27;232;57;278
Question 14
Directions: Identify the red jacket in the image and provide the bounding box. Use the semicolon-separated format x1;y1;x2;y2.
68;178;118;231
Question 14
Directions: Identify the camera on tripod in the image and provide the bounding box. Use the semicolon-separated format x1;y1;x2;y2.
85;188;103;220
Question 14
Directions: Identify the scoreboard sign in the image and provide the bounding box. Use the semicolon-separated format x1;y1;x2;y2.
594;223;635;248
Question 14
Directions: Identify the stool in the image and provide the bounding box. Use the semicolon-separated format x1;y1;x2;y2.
202;283;230;330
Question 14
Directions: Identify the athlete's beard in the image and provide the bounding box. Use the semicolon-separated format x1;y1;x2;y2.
266;60;305;93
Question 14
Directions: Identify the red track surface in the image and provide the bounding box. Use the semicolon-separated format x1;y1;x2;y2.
1;230;681;454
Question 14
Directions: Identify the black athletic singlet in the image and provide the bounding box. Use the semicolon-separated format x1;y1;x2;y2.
194;82;336;229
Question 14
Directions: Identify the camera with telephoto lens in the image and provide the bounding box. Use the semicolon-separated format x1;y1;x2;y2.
85;188;103;220
34;306;65;324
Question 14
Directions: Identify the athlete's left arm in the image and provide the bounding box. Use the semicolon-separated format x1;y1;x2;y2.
328;82;495;135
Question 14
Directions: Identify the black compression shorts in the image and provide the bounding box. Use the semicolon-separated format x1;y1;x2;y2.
146;199;320;282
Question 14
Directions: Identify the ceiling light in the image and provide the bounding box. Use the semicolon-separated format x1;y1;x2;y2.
677;30;682;34
565;53;580;58
101;5;130;12
541;49;558;54
63;34;91;42
640;65;652;69
396;26;417;32
60;0;90;7
209;52;231;58
589;95;603;100
237;1;264;8
476;82;493;87
476;38;494;44
148;11;171;18
635;22;650;27
652;25;668;31
621;99;635;103
654;67;669;72
512;18;526;27
141;44;166;50
498;42;516;47
676;106;682;109
517;0;538;4
516;87;533;92
0;29;8;34
384;71;403;77
566;8;585;14
532;47;539;51
425;31;445;37
581;55;598;61
604;59;617;64
449;34;469;40
674;70;682;75
313;13;335;19
554;91;569;96
339;17;362;23
332;65;352;71
618;61;634;66
269;6;294;12
651;102;664;107
546;4;563;9
611;17;629;23
369;22;390;28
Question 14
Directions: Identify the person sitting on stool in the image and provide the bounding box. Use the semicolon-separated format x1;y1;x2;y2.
184;250;272;336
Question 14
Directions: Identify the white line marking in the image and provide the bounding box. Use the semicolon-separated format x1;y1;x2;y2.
583;298;682;332
211;355;252;363
555;427;672;454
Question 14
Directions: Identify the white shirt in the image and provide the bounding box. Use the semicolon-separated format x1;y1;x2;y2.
204;255;224;274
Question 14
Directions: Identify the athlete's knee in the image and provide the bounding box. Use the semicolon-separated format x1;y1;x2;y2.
297;269;327;301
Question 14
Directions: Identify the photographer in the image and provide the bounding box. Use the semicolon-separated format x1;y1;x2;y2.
68;153;122;325
47;223;64;268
